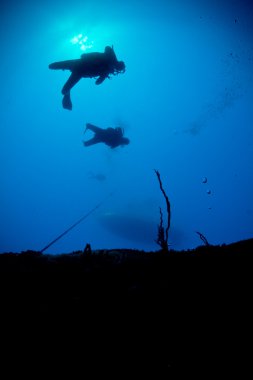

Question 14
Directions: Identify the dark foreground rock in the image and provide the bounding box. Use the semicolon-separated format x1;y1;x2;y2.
0;238;252;376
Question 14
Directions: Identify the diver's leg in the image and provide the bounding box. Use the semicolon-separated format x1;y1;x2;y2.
83;136;101;147
49;59;80;71
62;93;72;110
86;123;103;133
62;73;81;95
61;73;81;110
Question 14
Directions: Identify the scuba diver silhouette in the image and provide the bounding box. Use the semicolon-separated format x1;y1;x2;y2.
49;46;126;110
83;123;130;149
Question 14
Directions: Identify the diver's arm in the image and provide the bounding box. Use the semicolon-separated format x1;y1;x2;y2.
95;75;107;85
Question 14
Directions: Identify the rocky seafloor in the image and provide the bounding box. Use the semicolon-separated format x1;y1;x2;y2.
0;238;252;376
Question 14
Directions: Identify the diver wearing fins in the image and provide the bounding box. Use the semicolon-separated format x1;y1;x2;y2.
49;46;126;110
83;123;130;149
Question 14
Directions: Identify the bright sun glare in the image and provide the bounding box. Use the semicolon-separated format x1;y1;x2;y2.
70;34;94;51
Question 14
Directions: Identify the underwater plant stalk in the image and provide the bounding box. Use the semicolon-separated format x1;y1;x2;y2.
196;231;210;246
154;170;171;251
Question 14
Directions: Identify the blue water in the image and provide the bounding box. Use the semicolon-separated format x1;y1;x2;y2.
1;0;253;254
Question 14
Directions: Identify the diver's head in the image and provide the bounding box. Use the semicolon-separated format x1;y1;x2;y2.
120;137;130;146
115;60;126;73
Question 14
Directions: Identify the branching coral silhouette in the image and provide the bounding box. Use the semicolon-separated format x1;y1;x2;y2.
196;231;210;246
154;170;171;251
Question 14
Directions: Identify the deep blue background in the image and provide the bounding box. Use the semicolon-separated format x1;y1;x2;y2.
1;0;253;253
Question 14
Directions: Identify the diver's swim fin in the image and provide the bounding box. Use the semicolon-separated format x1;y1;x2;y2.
62;93;72;110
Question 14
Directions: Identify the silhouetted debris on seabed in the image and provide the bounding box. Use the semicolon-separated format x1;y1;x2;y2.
0;238;252;375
